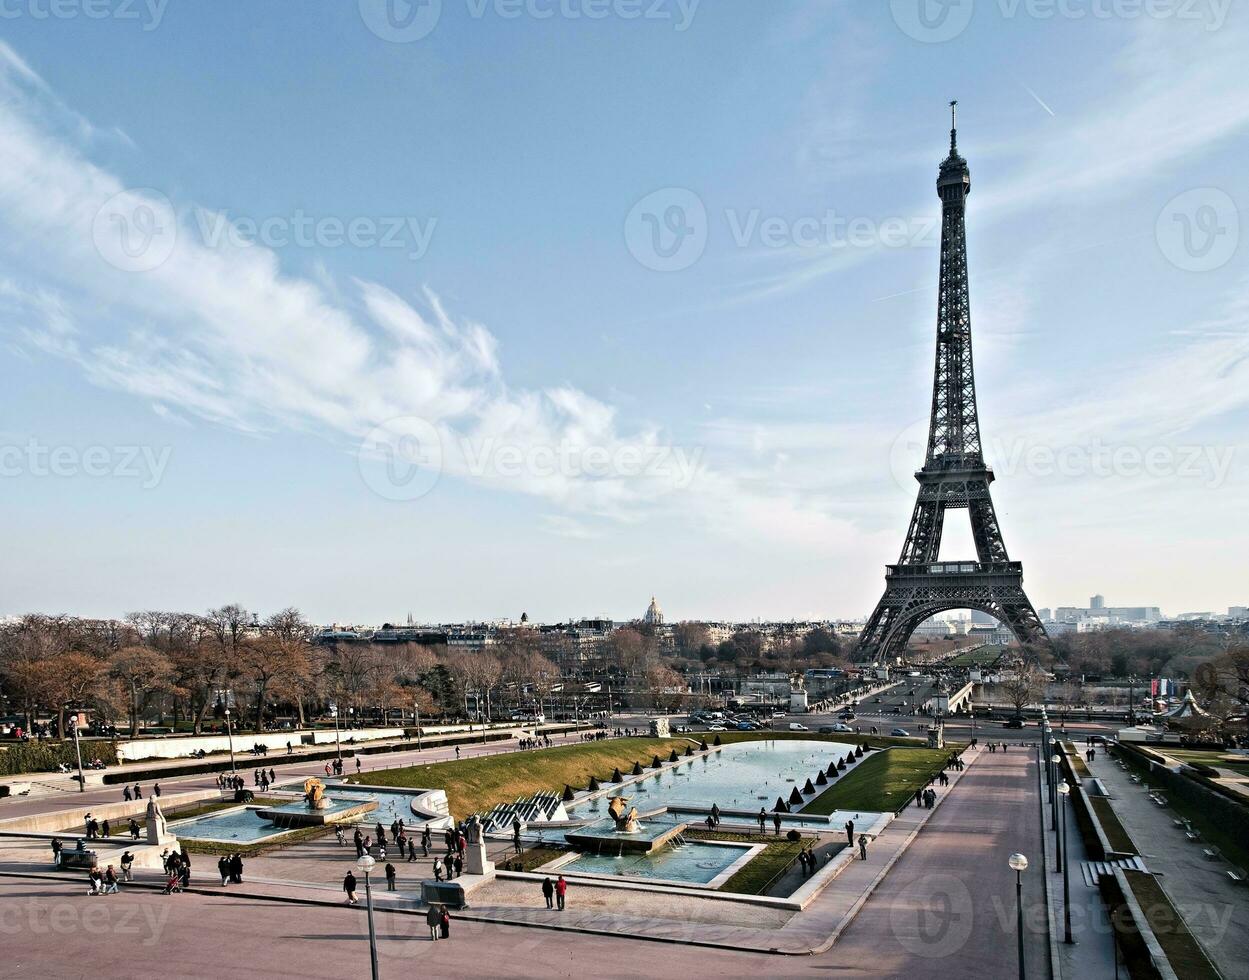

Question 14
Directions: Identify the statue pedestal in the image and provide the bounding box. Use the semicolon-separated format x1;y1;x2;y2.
464;840;494;878
145;798;173;846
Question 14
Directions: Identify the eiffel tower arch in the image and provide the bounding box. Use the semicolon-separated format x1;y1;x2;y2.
857;105;1047;664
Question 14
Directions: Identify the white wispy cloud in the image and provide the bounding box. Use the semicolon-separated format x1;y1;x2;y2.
0;44;870;556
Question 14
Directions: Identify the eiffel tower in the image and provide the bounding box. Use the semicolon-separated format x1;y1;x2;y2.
856;104;1047;663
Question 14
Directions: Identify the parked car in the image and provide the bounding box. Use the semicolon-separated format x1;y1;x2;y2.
707;724;727;731
890;728;911;737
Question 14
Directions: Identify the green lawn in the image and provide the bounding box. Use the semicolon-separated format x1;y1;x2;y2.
346;737;694;818
1089;797;1137;855
1122;870;1222;980
1167;749;1249;778
684;828;835;895
801;748;952;814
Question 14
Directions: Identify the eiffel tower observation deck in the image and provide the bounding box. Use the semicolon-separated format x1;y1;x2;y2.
856;104;1047;664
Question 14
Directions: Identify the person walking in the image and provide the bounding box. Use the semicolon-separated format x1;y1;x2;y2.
408;838;417;863
385;863;397;891
439;905;451;940
555;874;567;911
50;837;62;866
757;808;767;833
541;877;555;909
433;857;444;882
133;783;142;799
798;849;809;875
120;851;134;881
844;818;854;847
772;812;782;835
153;783;161;797
422;826;431;857
218;856;229;886
858;834;868;861
123;786;132;802
231;854;244;884
343;870;359;905
453;854;463;879
426;903;441;941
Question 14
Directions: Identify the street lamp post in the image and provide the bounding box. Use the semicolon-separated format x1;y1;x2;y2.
332;705;342;762
1009;853;1029;980
356;855;380;980
224;707;237;774
69;715;85;793
1050;754;1061;832
413;700;422;752
1057;782;1073;944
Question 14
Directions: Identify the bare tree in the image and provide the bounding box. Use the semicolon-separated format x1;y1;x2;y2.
108;645;174;738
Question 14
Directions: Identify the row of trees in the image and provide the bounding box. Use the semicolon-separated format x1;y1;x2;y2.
0;609;568;739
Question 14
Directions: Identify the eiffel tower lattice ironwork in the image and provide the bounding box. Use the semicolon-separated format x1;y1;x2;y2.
857;104;1047;663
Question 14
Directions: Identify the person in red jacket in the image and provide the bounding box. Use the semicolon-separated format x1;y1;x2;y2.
555;874;567;911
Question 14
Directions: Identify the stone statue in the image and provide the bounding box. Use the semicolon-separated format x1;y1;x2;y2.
303;777;328;810
145;796;168;845
465;814;482;845
607;796;641;834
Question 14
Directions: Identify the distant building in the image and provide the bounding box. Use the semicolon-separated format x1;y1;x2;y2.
643;596;664;627
1037;608;1052;622
1090;594;1105;610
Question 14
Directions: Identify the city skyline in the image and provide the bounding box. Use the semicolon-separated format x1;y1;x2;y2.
1;5;1246;623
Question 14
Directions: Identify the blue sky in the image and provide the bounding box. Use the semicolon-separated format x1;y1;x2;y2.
0;0;1246;624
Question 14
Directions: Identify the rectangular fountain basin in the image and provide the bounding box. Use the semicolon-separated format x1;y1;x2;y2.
565;818;689;855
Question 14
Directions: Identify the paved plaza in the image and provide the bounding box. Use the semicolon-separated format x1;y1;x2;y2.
0;735;1062;978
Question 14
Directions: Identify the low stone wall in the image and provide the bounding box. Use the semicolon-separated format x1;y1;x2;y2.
0;788;222;836
116;727;402;761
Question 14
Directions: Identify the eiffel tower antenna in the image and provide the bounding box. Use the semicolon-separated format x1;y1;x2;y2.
856;109;1047;664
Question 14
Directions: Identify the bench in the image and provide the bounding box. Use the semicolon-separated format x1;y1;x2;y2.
1149;794;1168;807
56;849;98;871
1185;831;1202;842
1130;775;1142;784
1227;868;1245;885
1172;818;1187;829
1203;847;1221;862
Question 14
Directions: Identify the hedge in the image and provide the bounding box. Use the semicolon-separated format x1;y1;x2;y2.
0;739;119;776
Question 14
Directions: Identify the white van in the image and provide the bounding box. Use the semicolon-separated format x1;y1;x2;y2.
788;722;809;732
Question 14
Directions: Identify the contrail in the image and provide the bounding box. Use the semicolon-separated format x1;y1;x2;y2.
1021;83;1055;117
